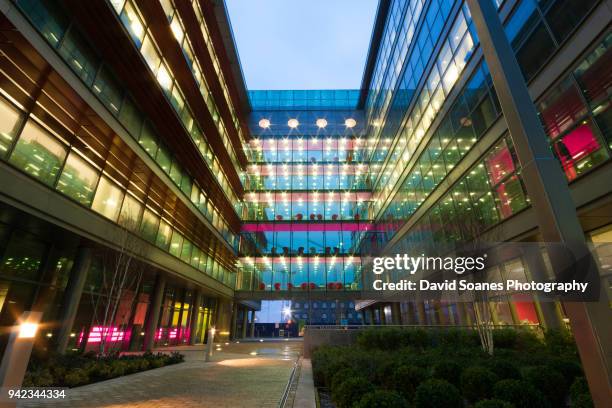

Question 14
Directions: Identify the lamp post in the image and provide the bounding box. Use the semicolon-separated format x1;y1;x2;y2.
0;311;43;407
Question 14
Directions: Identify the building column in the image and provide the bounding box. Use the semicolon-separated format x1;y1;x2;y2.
522;246;563;329
230;302;238;340
416;302;427;325
466;1;612;404
241;307;248;339
365;308;373;325
56;246;92;353
391;303;402;325
143;274;166;351
188;290;202;345
249;310;256;337
214;298;232;342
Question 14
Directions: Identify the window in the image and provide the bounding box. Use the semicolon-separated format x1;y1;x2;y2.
118;193;143;228
92;66;123;114
495;175;527;218
140;208;160;242
17;0;69;48
0;98;23;157
92;176;124;221
140;35;161;74
138;122;158;157
156;145;172;173
120;1;145;47
10;120;67;186
156;220;172;250
169;230;183;257
119;97;143;136
58;28;99;86
57;152;99;205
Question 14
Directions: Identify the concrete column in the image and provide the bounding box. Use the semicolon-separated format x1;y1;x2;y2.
379;305;386;324
188;290;202;345
214;298;232;342
467;1;612;404
56;246;92;353
391;303;402;325
522;246;562;329
241;307;248;339
416;302;427;325
230;302;238;340
143;274;166;351
249;309;256;337
365;308;373;325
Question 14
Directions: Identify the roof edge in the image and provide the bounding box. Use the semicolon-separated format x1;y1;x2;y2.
357;0;391;109
212;0;251;113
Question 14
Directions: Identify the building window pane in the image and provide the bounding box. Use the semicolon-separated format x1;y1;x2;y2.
92;176;124;221
156;145;172;173
57;152;99;205
138;122;158;157
9;120;67;186
169;230;183;257
140;208;160;242
156;220;172;250
495;175;527;218
120;1;145;48
16;0;69;48
118;194;143;228
58;28;99;86
119;97;143;136
0;98;23;157
92;66;123;115
140;34;161;74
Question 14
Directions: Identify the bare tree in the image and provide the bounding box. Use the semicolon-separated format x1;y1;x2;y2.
88;215;147;356
454;212;504;356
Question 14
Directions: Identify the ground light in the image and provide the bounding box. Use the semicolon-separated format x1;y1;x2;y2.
0;311;43;392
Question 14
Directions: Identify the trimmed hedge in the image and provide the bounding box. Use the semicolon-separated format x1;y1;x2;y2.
24;351;184;388
312;327;589;408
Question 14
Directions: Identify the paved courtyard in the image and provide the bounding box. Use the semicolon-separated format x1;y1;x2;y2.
18;339;302;408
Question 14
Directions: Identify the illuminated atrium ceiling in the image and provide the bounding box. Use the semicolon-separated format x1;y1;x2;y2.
225;0;378;90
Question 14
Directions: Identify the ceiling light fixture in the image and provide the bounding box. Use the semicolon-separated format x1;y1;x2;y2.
258;118;270;129
345;118;357;128
288;119;299;128
316;118;328;128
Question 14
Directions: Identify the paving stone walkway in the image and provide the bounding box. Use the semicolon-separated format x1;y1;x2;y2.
18;339;302;408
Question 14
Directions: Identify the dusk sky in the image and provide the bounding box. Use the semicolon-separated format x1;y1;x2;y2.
225;0;378;90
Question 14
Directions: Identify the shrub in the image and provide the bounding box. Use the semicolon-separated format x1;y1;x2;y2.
486;359;521;380
407;329;431;349
330;368;359;393
355;390;408;408
109;360;127;377
473;399;515;408
332;377;374;408
167;351;184;364
569;377;590;402
414;379;462;408
437;328;480;349
64;368;90;388
523;366;567;407
392;365;428;400
544;329;577;356
492;329;518;349
492;379;550;408
460;366;498;402
546;357;582;385
88;362;113;382
23;368;54;387
432;361;462;385
572;393;593;408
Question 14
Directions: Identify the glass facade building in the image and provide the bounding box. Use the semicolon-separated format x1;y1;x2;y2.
0;0;610;390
